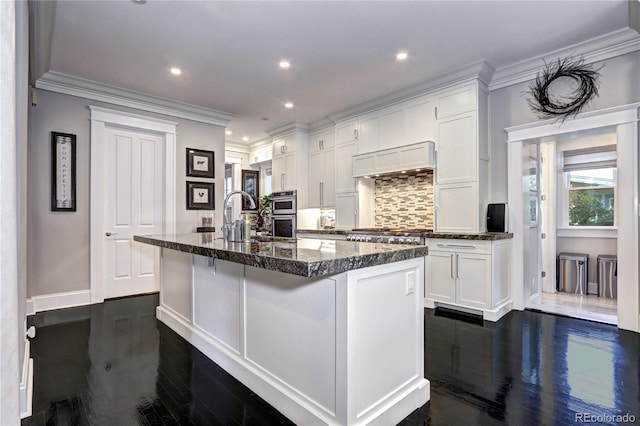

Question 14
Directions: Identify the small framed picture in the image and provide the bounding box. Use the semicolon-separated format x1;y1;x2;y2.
186;148;214;178
186;181;215;210
241;169;259;211
51;131;76;212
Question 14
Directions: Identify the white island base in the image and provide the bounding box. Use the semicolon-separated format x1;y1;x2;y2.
158;254;429;425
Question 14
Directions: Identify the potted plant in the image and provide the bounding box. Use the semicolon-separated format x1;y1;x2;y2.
256;194;272;232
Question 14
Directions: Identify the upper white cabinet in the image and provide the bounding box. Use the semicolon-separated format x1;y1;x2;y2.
433;80;489;233
352;141;435;178
249;144;272;166
357;95;434;155
335;121;358;193
271;128;309;207
308;129;336;208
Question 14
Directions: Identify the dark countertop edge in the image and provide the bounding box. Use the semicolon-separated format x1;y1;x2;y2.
425;232;514;241
297;229;348;235
134;235;428;278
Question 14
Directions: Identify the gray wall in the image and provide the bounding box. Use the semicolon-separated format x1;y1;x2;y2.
557;237;617;289
489;52;640;203
27;89;225;298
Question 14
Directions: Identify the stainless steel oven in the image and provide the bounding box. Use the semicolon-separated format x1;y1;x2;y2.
271;214;297;238
271;190;297;215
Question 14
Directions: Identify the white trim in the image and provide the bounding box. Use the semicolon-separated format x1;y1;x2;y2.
90;106;177;304
506;104;639;332
19;341;32;419
26;290;91;313
506;103;640;142
490;28;640;90
25;299;34;316
556;228;618;239
36;71;233;126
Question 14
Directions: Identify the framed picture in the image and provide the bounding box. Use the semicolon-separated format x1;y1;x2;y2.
241;169;259;211
186;181;215;210
186;148;215;178
51;131;76;211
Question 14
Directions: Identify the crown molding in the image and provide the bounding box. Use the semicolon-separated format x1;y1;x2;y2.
327;60;494;123
225;142;250;153
248;138;274;150
266;122;309;137
308;117;336;134
35;71;233;127
490;28;640;90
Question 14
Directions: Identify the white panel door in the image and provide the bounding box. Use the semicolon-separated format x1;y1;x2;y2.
103;126;163;299
425;251;456;303
456;253;491;310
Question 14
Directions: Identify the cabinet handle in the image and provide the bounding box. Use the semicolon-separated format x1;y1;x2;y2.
254;156;258;163
354;129;358;140
437;244;477;249
450;254;454;278
435;106;438;120
281;173;285;189
456;254;460;278
320;182;323;206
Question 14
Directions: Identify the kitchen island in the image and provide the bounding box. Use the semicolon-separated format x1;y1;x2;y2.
134;233;430;426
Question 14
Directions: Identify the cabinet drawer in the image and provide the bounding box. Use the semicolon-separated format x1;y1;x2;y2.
427;239;491;254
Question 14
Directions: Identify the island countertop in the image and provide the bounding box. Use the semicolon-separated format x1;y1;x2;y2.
134;233;428;278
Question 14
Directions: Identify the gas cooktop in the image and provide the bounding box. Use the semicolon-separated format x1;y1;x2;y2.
346;228;432;244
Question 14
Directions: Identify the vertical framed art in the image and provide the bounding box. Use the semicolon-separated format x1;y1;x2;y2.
51;131;77;211
241;169;259;211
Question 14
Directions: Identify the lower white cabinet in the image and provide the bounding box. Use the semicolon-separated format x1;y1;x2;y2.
424;238;512;321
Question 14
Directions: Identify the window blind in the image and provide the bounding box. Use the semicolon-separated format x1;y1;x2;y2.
562;144;617;172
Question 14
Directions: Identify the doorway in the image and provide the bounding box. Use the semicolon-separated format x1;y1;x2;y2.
506;104;639;332
90;106;177;304
524;133;618;324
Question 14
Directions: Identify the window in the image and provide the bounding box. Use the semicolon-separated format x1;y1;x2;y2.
562;145;616;227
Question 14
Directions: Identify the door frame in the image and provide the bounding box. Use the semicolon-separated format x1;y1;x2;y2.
90;106;177;304
506;103;640;332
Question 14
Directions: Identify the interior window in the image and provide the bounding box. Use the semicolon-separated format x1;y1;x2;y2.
562;145;616;227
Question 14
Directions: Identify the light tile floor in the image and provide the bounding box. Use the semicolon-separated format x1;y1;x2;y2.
528;291;617;325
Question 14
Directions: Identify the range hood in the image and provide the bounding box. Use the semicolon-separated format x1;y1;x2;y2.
352;141;435;178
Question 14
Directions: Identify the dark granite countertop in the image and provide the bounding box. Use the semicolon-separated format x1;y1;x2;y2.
346;229;514;240
423;232;513;241
134;233;427;278
296;229;348;235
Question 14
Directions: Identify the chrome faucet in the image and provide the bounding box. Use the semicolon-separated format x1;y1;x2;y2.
222;190;256;240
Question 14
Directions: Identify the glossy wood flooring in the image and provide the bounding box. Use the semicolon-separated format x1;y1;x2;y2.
22;294;639;425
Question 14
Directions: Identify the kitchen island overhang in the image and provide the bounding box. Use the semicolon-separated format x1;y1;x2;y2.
134;233;430;425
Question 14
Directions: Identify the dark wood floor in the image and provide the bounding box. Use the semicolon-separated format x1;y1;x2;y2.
22;294;640;425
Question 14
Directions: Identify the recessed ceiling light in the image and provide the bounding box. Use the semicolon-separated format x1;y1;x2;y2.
225;130;232;135
396;51;408;61
279;60;290;69
170;67;182;75
284;102;294;109
242;136;249;142
415;169;421;172
132;0;146;4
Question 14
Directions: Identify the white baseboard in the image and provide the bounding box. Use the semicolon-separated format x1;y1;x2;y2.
20;340;33;419
27;289;91;314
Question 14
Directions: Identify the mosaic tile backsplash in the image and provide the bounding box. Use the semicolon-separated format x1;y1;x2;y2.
374;172;434;229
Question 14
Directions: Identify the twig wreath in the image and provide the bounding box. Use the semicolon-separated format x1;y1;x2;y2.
528;56;602;122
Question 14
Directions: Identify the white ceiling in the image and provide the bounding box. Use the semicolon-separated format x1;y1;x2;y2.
36;0;636;144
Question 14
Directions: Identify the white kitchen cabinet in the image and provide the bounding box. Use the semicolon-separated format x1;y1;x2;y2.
424;238;512;322
270;128;308;207
249;144;272;166
358;113;381;154
308;129;335;208
405;97;435;144
352;141;435;177
335;192;358;229
435;83;476;119
335;141;358;192
435;111;477;184
433;79;488;233
434;182;478;233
